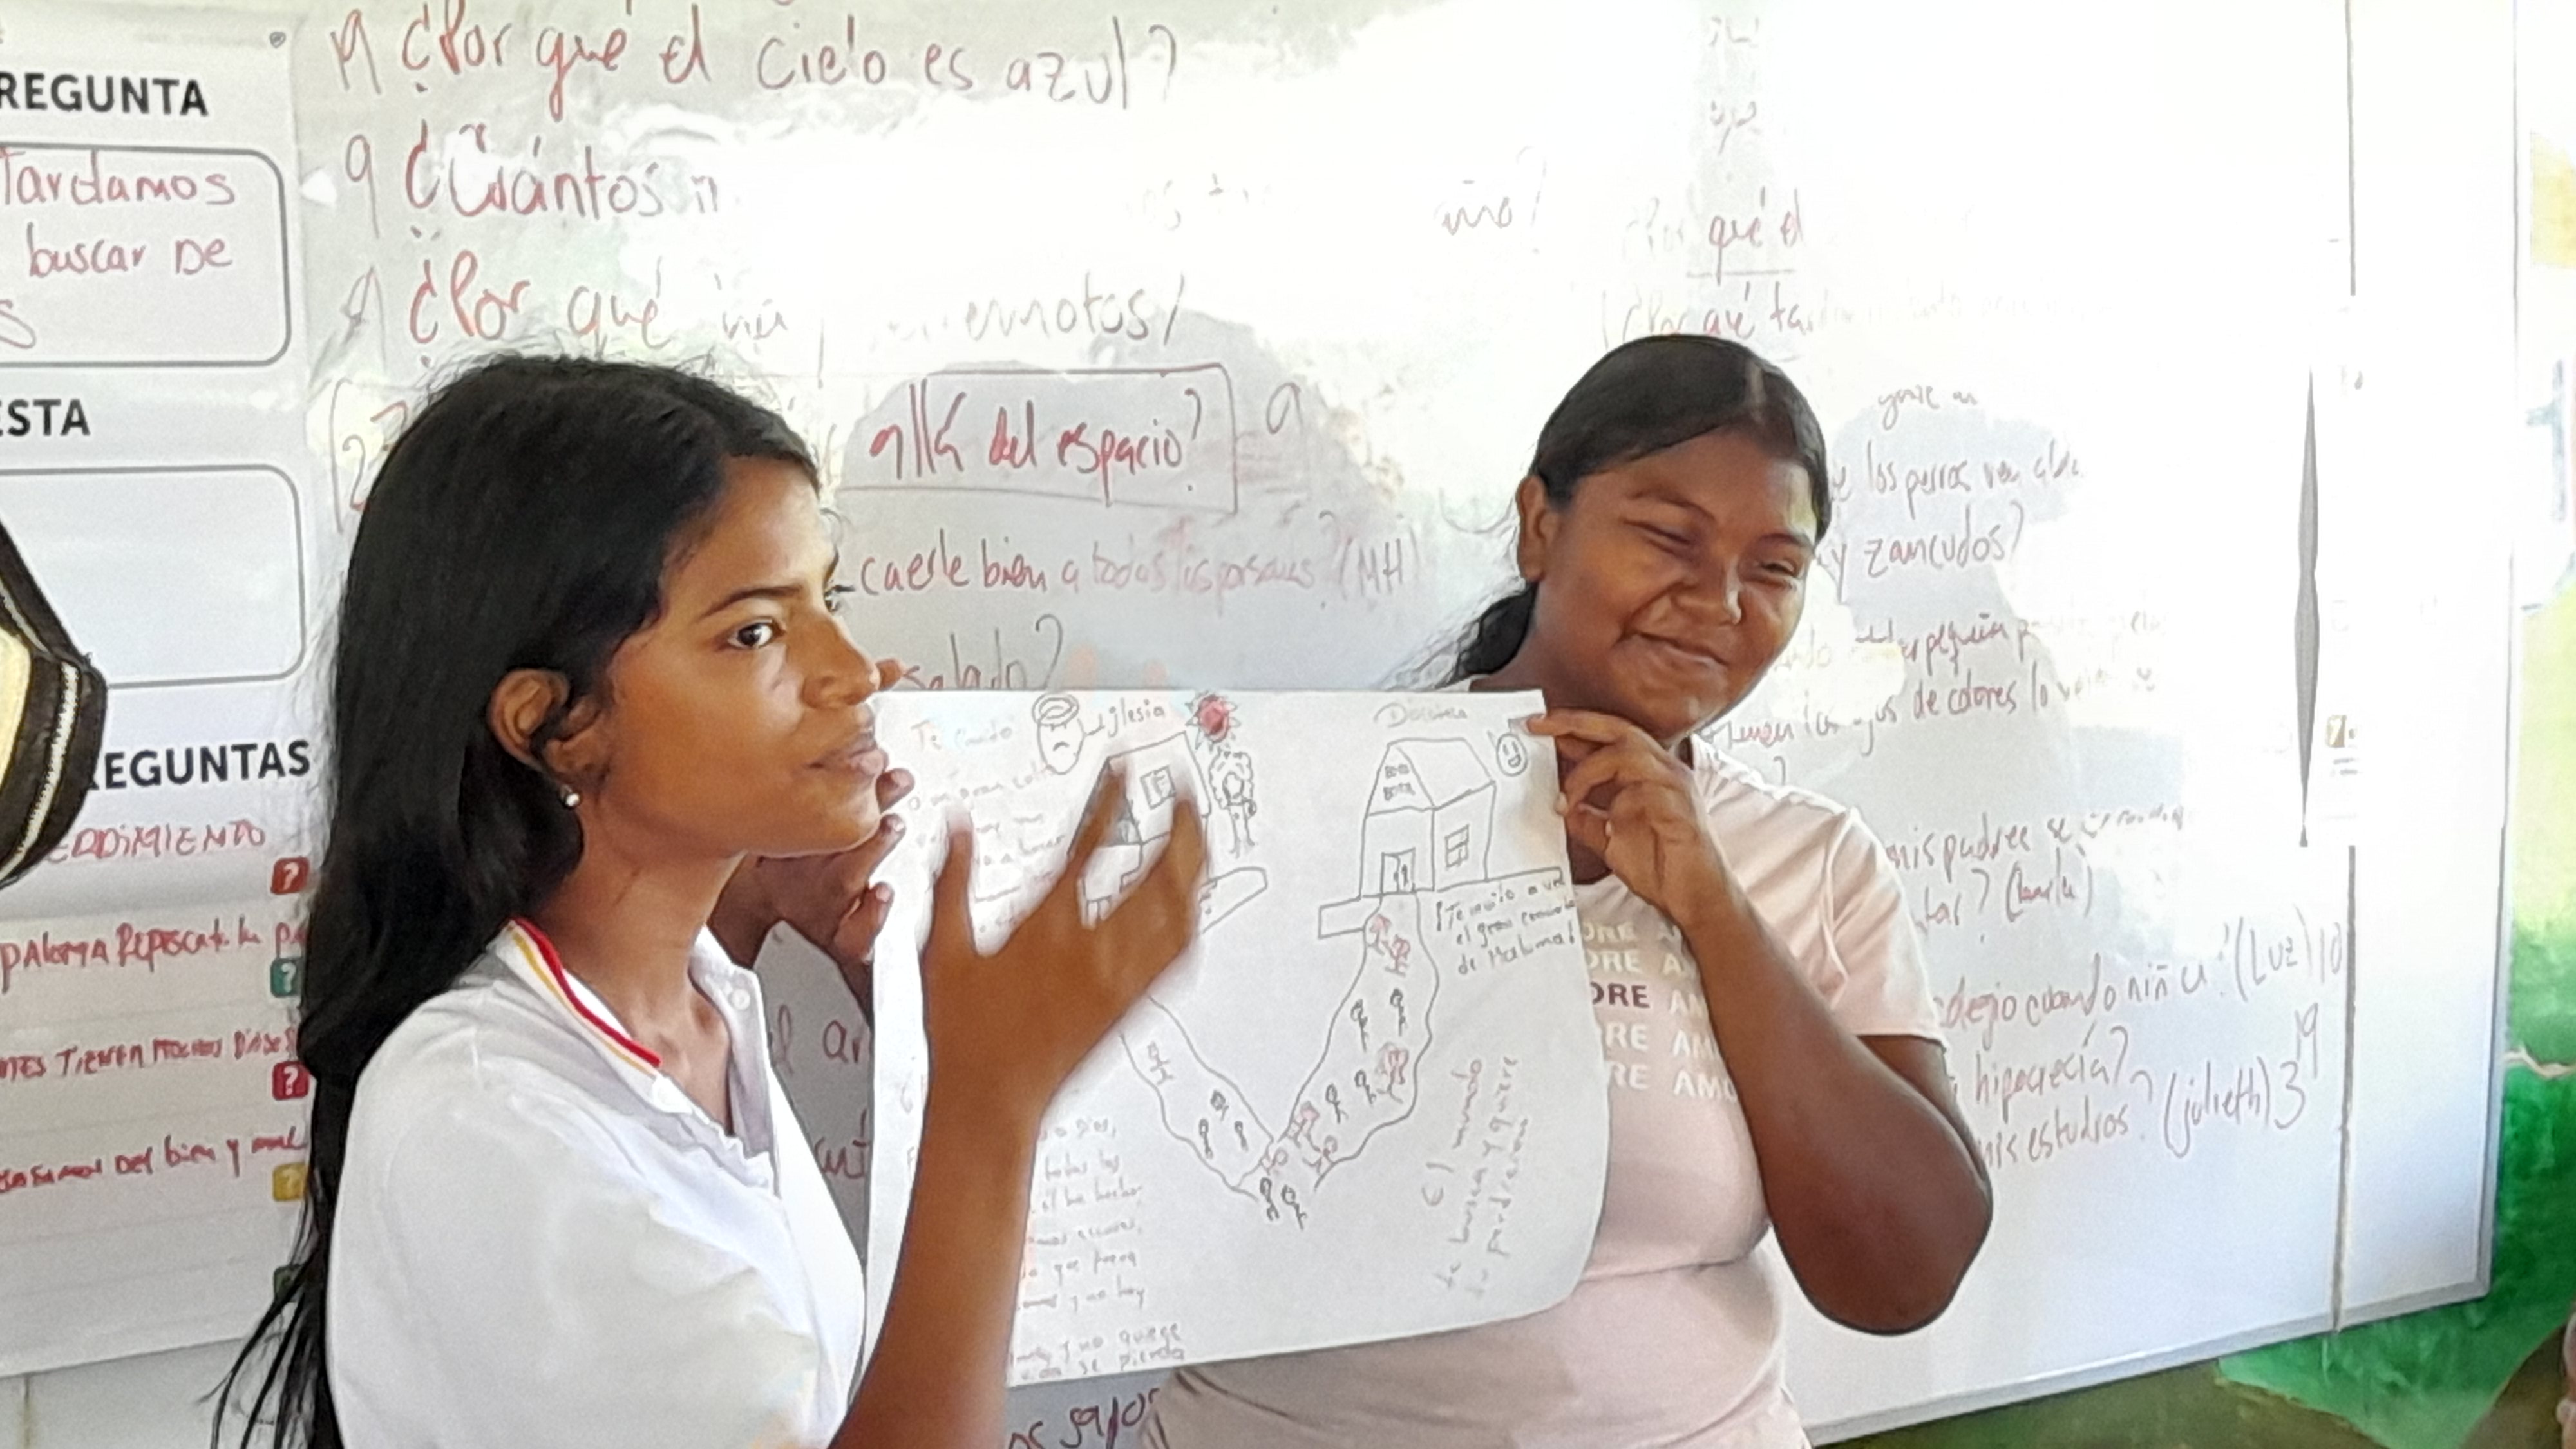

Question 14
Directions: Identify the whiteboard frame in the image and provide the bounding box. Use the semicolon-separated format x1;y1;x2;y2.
2334;563;2523;1332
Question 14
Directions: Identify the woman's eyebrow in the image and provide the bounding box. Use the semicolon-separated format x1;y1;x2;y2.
701;550;841;620
699;581;804;619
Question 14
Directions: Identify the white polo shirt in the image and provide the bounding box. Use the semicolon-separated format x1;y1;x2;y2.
328;919;864;1448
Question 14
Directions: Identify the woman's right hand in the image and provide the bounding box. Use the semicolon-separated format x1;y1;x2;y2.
841;768;1202;1449
918;764;1208;1136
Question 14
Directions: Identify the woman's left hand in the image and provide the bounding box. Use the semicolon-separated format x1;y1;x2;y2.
1528;710;1738;928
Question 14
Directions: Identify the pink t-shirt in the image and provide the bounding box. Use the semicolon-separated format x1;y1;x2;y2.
1146;748;1942;1449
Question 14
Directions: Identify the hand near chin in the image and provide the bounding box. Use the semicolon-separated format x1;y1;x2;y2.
713;658;916;1018
1527;709;1739;929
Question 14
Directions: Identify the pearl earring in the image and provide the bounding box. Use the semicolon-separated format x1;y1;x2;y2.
561;787;580;809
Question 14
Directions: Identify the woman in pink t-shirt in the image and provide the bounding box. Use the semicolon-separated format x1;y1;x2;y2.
1148;336;1993;1448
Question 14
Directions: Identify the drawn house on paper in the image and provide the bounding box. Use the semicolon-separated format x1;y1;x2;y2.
1358;741;1494;897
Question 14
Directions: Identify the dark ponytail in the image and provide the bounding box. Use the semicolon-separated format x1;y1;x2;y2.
1443;335;1831;683
1450;585;1540;683
214;357;814;1449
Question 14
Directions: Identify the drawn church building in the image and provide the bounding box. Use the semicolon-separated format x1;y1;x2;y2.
1083;733;1206;920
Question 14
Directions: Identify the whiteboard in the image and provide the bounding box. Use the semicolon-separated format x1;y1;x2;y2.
0;0;2512;1441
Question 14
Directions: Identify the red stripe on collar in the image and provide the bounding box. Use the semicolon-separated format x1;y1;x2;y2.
510;916;663;1071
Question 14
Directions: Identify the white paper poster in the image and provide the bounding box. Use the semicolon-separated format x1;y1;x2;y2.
0;7;319;1376
844;689;1608;1385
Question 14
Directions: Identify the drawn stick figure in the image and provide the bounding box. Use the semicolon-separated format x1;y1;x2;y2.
1208;744;1256;853
1288;1101;1320;1141
1379;1043;1411;1090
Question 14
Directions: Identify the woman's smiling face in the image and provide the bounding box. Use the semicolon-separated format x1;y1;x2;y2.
1511;428;1818;743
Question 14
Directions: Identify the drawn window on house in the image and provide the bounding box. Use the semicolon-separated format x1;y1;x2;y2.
1142;766;1175;806
1443;825;1472;869
1379;849;1417;895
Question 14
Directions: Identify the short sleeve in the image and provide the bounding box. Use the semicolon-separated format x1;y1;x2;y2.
343;1088;832;1449
1814;817;1944;1041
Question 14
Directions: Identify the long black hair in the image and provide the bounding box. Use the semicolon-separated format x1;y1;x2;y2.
214;357;816;1449
1447;335;1831;683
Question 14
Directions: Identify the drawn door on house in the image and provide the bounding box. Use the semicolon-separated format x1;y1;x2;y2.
1379;848;1416;894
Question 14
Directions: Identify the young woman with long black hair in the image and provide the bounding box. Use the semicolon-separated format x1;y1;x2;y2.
218;356;1205;1449
1150;336;1991;1448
